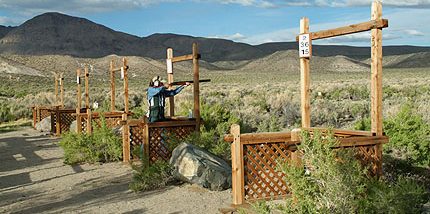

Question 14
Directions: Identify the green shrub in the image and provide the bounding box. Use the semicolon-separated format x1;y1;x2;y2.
252;131;428;214
384;104;430;167
129;160;174;192
182;102;241;160
59;117;122;164
354;104;430;167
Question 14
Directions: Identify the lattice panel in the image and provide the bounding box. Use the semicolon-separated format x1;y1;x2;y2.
352;145;379;176
40;109;51;121
148;125;195;163
129;123;145;160
243;142;291;201
59;112;76;133
80;116;88;133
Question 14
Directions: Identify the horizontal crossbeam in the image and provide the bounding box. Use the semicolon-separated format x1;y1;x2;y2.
295;19;388;41
171;54;201;63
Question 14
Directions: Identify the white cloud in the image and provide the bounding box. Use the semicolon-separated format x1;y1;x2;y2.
210;33;247;41
404;29;425;36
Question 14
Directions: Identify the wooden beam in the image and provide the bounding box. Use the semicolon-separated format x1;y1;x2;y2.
167;48;175;117
60;73;64;108
86;108;92;134
231;124;244;205
224;132;292;143
295;19;388;41
171;54;193;63
122;113;130;163
110;60;115;112
370;1;384;177
76;69;81;111
55;106;60;136
337;136;388;147
300;17;311;128
147;120;196;128
193;43;201;132
302;127;373;137
54;74;59;105
85;66;90;109
123;58;129;113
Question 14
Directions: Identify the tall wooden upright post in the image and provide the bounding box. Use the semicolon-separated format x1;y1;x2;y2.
300;17;311;128
371;0;383;175
122;57;130;162
76;69;82;134
54;74;59;105
167;48;175;117
192;43;200;132
85;66;90;109
123;58;129;114
60;73;64;108
110;60;115;112
231;124;244;205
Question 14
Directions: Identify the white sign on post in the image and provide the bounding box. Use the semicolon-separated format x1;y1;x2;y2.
76;76;80;84
166;59;173;74
120;67;124;80
299;34;312;58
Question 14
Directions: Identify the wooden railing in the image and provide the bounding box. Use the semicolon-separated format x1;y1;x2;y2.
122;118;197;165
32;106;55;128
224;125;388;205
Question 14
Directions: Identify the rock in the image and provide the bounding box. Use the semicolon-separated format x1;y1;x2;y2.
35;116;51;132
69;120;77;133
170;143;231;191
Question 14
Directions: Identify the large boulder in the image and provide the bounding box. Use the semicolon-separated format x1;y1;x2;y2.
35;116;51;132
69;120;77;133
170;143;231;191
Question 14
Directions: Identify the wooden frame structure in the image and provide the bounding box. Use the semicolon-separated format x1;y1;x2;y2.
75;58;129;135
223;1;389;207
31;73;65;128
121;43;204;164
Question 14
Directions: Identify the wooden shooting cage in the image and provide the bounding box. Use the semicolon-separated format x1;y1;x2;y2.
121;43;207;165
32;58;129;136
223;1;389;207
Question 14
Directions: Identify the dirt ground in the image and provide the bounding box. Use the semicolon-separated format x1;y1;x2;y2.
0;128;231;214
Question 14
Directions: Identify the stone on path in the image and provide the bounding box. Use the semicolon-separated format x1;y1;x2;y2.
170;143;231;191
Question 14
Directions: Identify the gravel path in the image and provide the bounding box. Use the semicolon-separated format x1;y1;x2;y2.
0;128;231;214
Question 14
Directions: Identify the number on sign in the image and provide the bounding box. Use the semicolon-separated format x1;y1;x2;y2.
299;34;312;58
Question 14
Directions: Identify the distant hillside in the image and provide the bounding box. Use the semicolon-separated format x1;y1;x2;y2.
0;12;429;65
0;25;15;38
238;50;369;73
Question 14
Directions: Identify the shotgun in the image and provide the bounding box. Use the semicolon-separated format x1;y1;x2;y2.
170;79;211;86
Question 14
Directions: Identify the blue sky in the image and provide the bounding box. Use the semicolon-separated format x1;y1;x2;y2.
0;0;429;46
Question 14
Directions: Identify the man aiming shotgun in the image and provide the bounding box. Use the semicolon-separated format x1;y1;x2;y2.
146;76;190;122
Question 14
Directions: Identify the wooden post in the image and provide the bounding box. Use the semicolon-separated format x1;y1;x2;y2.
290;128;302;166
192;43;200;132
76;69;82;135
122;113;130;163
123;58;129;114
143;123;150;167
110;60;115;112
371;0;383;176
231;124;244;205
300;17;311;128
85;66;90;109
54;74;59;105
60;73;64;108
167;48;175;117
55;106;60;136
86;108;92;134
32;107;37;128
76;69;82;111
